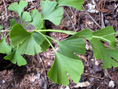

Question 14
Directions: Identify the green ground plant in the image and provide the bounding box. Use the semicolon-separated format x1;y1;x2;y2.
0;0;118;86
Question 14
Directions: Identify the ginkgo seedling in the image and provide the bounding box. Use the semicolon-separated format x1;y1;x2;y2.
0;0;118;86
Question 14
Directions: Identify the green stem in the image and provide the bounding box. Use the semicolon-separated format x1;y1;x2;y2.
2;33;10;39
37;32;57;52
35;29;76;35
24;21;25;28
45;35;59;43
20;16;23;26
26;23;31;28
34;19;44;31
5;33;9;38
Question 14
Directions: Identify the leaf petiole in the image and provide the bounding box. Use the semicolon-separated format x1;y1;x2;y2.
34;19;44;31
45;35;59;43
4;33;10;39
37;31;57;52
20;16;23;26
25;23;31;28
92;36;111;42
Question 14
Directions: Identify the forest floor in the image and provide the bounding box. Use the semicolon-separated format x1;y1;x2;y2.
0;0;118;89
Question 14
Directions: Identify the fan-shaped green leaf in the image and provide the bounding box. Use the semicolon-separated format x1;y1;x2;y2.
48;52;84;86
0;39;11;54
33;32;51;52
92;26;116;49
48;34;86;85
41;1;64;25
57;0;84;10
90;39;118;69
17;34;41;55
74;28;92;40
8;0;28;16
10;24;29;46
10;24;41;55
10;19;17;27
4;50;27;66
33;32;45;45
89;26;118;69
22;11;31;22
40;38;52;52
58;36;86;59
30;9;44;29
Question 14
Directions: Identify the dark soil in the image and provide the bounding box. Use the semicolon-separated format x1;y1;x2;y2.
0;0;118;89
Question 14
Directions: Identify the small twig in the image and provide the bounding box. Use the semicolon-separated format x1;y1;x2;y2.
100;0;106;28
69;7;75;16
28;5;37;11
82;5;101;29
36;54;48;89
105;70;112;79
83;73;104;80
2;0;8;21
92;0;105;29
114;4;118;12
63;8;76;30
77;11;81;30
101;13;105;28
